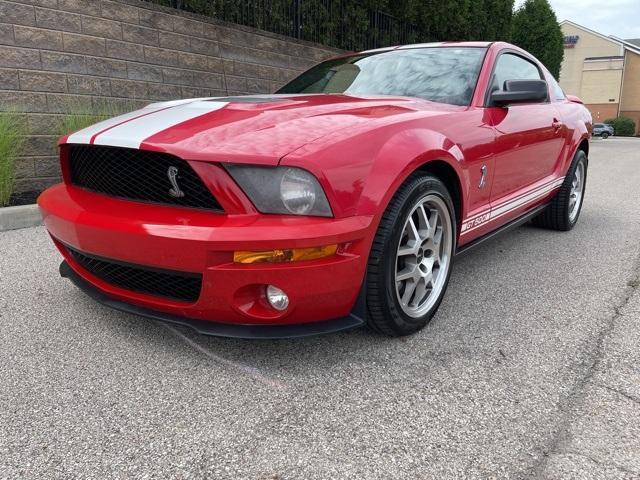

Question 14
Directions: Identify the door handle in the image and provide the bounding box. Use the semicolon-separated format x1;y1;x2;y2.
552;118;563;131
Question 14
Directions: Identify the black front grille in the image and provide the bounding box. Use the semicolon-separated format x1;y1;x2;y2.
65;245;202;303
69;145;222;211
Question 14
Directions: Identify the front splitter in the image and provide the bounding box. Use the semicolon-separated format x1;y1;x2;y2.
59;261;365;339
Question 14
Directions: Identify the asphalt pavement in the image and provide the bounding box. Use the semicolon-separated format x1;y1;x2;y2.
1;138;639;479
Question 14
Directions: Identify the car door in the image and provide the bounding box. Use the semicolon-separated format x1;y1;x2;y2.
486;52;566;207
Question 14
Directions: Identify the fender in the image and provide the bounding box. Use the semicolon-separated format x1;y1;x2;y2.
281;124;470;313
355;127;466;220
281;109;490;222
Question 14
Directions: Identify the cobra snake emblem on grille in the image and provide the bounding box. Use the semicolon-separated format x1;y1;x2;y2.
167;166;185;198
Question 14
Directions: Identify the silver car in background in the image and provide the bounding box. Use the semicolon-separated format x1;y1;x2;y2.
593;123;614;139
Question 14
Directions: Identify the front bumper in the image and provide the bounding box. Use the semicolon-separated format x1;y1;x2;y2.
59;261;364;338
39;184;374;330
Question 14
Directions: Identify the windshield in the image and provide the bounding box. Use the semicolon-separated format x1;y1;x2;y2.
277;47;487;106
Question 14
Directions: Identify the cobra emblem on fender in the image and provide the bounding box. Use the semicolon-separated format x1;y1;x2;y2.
167;166;185;198
479;164;488;189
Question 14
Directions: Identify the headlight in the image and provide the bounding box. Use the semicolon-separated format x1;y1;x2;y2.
225;165;333;217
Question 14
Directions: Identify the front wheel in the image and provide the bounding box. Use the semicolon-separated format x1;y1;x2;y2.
602;132;609;139
533;149;587;231
366;174;456;336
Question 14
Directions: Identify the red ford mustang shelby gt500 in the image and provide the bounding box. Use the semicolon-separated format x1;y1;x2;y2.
39;42;591;338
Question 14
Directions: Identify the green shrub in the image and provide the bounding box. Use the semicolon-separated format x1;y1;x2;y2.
604;116;637;137
0;111;28;207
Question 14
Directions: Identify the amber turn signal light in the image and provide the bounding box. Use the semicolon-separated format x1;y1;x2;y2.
234;244;338;264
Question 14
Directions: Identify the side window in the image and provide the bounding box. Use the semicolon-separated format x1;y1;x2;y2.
548;75;566;101
490;53;542;94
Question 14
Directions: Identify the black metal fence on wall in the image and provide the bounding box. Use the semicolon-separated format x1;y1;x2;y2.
145;0;420;51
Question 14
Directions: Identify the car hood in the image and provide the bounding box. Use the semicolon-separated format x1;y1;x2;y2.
63;94;461;165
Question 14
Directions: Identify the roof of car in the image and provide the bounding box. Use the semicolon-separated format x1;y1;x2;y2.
360;41;494;54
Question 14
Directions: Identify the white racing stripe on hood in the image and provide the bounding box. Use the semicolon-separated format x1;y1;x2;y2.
92;100;229;149
65;98;222;146
65;105;169;145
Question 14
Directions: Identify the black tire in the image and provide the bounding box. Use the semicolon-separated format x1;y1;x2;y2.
602;132;609;139
366;173;456;336
532;149;588;231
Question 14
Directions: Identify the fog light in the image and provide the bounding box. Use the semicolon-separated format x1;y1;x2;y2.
266;285;289;311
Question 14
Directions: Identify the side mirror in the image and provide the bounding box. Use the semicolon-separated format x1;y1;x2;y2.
490;79;548;106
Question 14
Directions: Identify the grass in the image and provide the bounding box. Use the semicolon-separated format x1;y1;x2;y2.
57;100;140;136
57;111;111;136
0;100;142;206
0;111;28;207
0;99;142;206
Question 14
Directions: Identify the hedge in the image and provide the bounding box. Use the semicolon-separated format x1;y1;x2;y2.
604;116;637;137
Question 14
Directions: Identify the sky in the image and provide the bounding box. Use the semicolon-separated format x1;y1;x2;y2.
514;0;640;40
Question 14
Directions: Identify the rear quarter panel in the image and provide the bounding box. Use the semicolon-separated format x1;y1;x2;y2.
558;101;592;171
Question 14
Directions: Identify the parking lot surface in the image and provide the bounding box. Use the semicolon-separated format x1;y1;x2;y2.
1;138;639;479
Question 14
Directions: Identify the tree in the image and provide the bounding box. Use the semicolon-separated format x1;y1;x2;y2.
489;0;516;41
389;0;513;43
157;0;517;51
510;0;563;78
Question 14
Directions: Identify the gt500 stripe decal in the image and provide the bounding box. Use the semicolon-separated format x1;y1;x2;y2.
461;212;491;232
461;176;565;235
490;177;564;219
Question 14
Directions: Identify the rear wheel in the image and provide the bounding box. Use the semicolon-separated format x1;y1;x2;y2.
533;149;587;231
366;174;455;336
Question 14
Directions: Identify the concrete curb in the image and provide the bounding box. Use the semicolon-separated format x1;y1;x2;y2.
0;204;42;232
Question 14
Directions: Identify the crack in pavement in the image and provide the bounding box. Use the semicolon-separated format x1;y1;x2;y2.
593;382;640;407
530;250;640;479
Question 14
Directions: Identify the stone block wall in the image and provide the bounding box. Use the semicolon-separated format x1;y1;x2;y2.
0;0;340;194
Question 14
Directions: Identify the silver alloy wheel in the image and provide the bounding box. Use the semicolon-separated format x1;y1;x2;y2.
569;161;585;222
395;194;453;318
